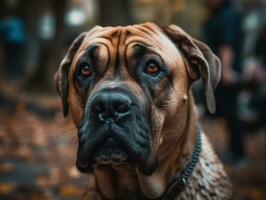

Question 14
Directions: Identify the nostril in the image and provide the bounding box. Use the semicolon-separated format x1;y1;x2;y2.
117;104;130;114
99;112;111;121
91;91;132;121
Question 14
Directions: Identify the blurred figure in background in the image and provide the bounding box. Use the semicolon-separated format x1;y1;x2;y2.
203;0;246;165
243;22;266;131
252;24;266;122
241;0;266;132
0;2;26;81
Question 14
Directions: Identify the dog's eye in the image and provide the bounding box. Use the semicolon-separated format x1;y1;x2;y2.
144;62;161;76
79;64;92;78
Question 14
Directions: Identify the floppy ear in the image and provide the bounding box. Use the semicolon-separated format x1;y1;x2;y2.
54;32;87;117
162;25;221;113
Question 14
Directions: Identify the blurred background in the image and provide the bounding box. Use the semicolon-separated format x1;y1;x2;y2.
0;0;265;199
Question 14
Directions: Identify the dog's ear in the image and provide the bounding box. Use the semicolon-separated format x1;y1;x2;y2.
54;32;87;117
162;25;221;113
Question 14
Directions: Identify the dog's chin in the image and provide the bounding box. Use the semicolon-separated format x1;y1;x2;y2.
92;138;158;176
92;138;130;167
76;136;157;175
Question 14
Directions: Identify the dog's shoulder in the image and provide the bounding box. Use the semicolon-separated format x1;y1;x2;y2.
178;133;233;200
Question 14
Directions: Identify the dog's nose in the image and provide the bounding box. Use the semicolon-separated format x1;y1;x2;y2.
91;92;132;121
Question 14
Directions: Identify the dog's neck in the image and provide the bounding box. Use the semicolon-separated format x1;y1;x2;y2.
93;94;198;199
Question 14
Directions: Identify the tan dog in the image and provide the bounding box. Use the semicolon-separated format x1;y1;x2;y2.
54;22;232;199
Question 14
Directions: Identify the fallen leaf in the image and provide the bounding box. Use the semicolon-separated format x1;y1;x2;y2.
0;162;15;174
0;183;15;194
59;184;82;197
249;188;264;200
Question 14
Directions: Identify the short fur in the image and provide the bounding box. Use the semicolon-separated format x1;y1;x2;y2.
54;22;232;199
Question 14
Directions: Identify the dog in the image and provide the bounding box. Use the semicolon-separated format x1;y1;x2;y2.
54;22;233;199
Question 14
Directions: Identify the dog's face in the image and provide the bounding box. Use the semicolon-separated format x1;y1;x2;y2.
54;23;220;175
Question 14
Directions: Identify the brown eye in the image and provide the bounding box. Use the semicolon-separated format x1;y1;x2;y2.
145;62;160;76
80;65;92;78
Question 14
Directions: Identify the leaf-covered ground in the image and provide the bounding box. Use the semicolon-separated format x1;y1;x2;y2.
0;108;85;199
0;84;265;200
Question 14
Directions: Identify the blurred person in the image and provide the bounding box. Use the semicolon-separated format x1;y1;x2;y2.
240;0;266;133
243;23;266;130
203;0;246;165
241;0;266;58
0;3;26;80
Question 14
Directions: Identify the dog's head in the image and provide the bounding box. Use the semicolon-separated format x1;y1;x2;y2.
54;23;220;176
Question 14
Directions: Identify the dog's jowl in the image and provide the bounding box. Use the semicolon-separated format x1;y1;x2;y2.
54;22;233;199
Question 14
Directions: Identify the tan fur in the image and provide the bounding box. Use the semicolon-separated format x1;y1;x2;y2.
55;22;233;199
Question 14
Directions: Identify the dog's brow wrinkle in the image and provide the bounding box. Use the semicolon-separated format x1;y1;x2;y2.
99;36;115;46
136;26;152;36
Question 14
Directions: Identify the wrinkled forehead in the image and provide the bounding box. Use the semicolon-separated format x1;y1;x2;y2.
78;23;181;62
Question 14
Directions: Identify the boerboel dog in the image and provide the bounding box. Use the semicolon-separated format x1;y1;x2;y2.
54;22;233;199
